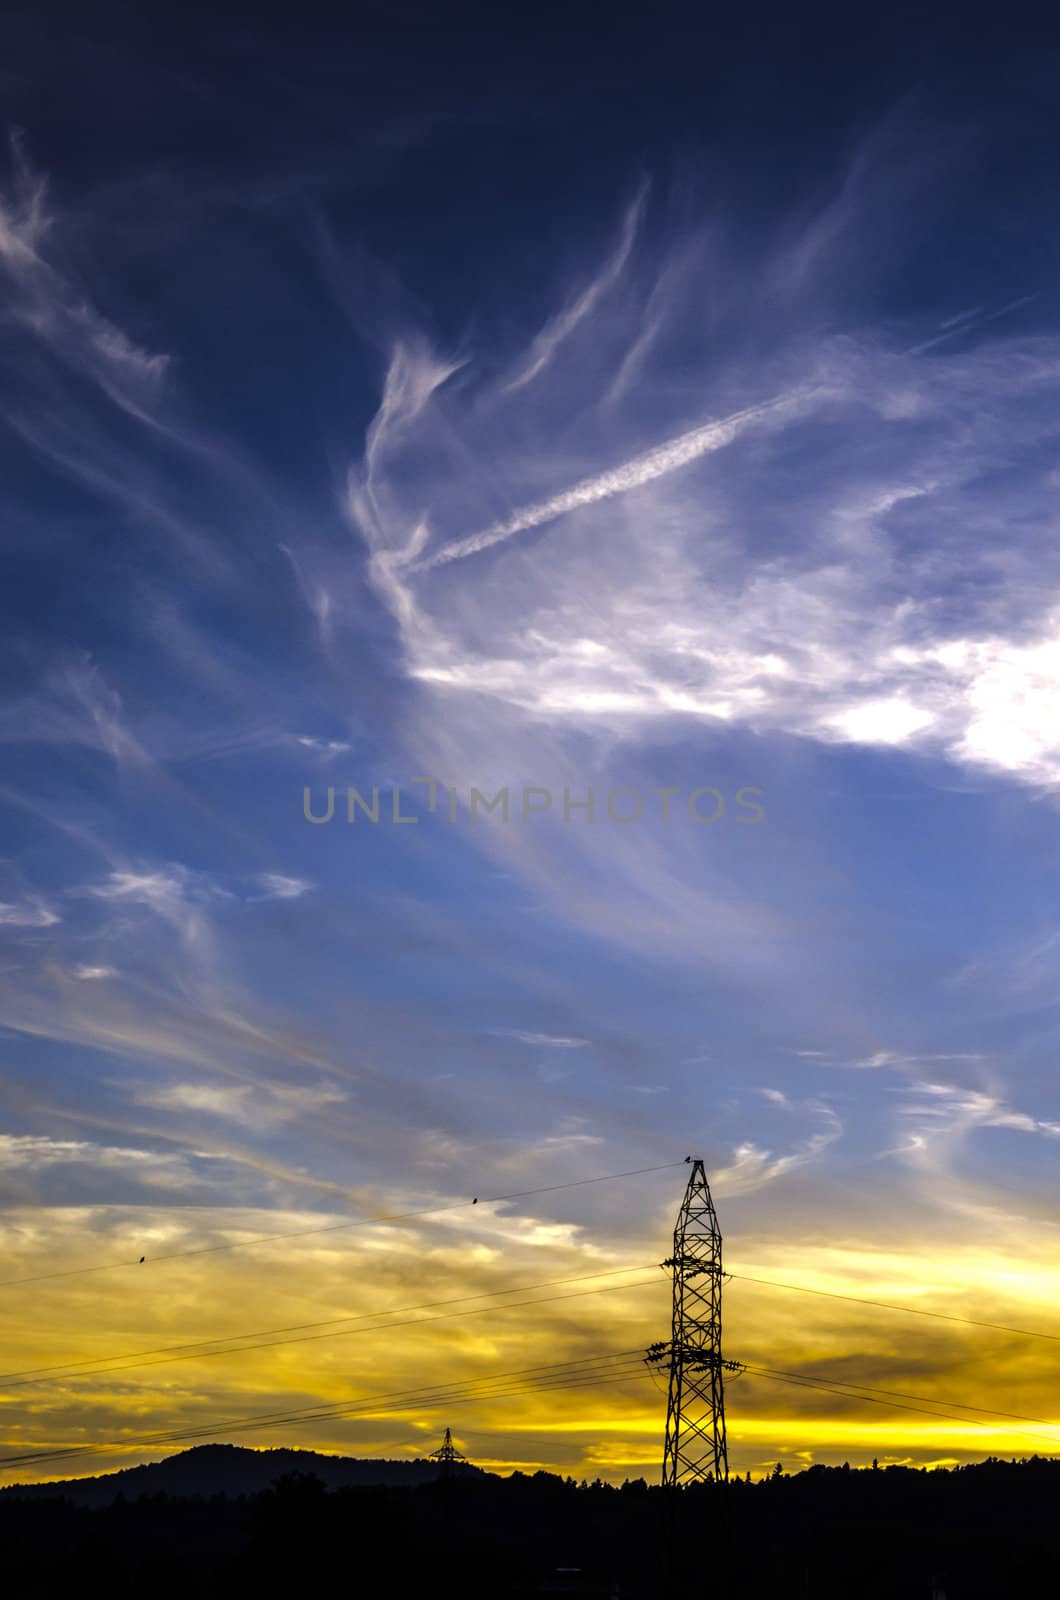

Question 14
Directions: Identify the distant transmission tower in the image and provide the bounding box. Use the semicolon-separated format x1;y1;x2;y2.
646;1158;740;1485
429;1426;467;1479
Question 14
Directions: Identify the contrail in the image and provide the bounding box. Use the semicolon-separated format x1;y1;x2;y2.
418;387;812;569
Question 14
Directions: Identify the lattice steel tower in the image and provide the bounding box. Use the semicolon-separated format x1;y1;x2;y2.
646;1158;738;1485
429;1426;466;1478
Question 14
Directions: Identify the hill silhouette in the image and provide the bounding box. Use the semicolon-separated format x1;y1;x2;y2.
0;1441;483;1506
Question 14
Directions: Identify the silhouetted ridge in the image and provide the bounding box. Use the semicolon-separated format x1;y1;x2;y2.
0;1442;483;1506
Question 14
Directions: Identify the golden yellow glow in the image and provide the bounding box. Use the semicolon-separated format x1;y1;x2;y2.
1;1198;1058;1487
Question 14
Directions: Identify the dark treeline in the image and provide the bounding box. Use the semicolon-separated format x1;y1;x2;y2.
3;1454;1058;1597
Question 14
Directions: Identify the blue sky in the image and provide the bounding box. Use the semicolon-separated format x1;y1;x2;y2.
1;8;1059;1479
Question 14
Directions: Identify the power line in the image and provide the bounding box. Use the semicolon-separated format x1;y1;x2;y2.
8;1257;1053;1397
9;1347;1059;1480
0;1266;663;1389
752;1363;1060;1440
746;1363;1060;1433
0;1349;646;1468
0;1365;657;1478
728;1270;1060;1343
4;1250;1056;1420
0;1161;683;1292
0;1348;653;1473
199;1361;653;1451
5;1343;1058;1481
145;1359;648;1454
742;1364;1060;1447
7;1253;1057;1401
204;1344;1056;1459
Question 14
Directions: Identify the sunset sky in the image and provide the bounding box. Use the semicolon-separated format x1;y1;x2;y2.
1;10;1059;1485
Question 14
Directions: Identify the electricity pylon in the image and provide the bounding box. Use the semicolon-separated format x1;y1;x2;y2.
646;1158;741;1485
429;1426;466;1479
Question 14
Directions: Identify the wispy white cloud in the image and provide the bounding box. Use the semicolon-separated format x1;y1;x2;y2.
337;176;1060;792
760;1088;792;1107
128;1078;347;1129
296;735;353;755
253;873;314;901
891;1079;1060;1169
84;867;217;956
948;927;1060;1013
501;183;648;393
0;136;169;415
492;1030;591;1049
712;1101;843;1197
0;1132;204;1191
0;900;60;927
843;1050;986;1071
539;1129;605;1152
0;656;151;770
